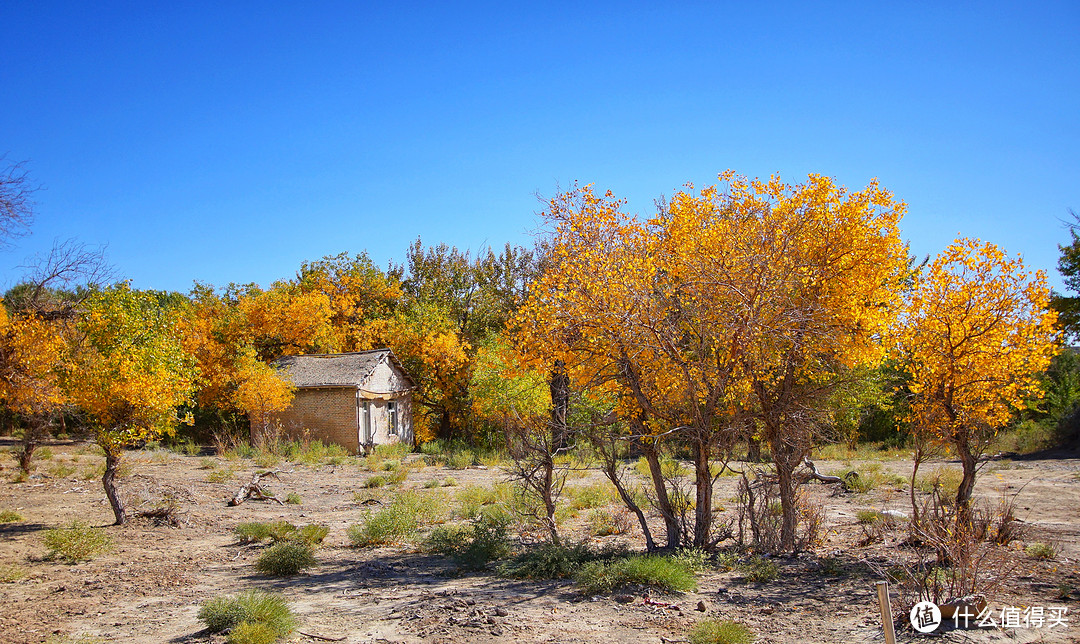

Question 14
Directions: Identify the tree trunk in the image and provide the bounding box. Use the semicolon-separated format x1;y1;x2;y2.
955;437;978;527
102;450;126;525
777;460;797;552
642;442;680;550
16;415;47;474
692;438;713;548
549;360;570;450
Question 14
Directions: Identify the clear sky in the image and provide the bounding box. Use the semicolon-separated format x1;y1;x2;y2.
1;2;1077;293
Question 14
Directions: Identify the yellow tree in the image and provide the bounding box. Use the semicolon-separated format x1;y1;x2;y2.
709;173;908;551
296;252;401;352
183;282;332;437
900;238;1057;518
232;348;295;447
69;285;196;525
0;305;70;472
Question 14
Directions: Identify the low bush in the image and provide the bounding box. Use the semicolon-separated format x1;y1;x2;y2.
48;462;76;478
914;467;963;499
688;619;755;644
856;509;882;524
43;521;112;563
348;491;427;546
255;540;317;576
498;541;623;580
575;554;698;595
235;522;273;543
227;620;280;644
0;509;23;523
284;492;301;505
565;483;614;510
206;467;235;483
295;523;329;545
738;556;779;583
1026;542;1059;560
198;590;295;641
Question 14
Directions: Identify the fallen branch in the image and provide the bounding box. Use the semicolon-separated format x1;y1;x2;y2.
298;631;346;642
228;471;285;506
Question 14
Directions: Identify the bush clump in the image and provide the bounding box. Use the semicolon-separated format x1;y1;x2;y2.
43;521;112;563
498;541;624;580
235;522;273;543
255;540;317;576
348;491;428;547
198;590;295;642
423;515;510;569
575;554;698;595
738;556;780;583
689;619;755;644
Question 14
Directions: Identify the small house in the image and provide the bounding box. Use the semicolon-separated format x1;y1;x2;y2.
268;349;415;453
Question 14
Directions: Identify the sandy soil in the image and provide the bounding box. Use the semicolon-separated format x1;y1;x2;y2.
0;440;1077;644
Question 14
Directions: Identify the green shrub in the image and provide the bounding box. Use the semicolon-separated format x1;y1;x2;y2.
856;509;882;524
689;619;754;644
198;590;295;639
364;475;386;488
423;478;441;489
43;521;112;563
235;522;273;543
198;457;217;469
498;541;626;580
223;444;257;460
423;514;510;570
738;556;779;583
227;620;279;644
455;483;511;519
565;483;613;510
36;447;54;460
284;492;301;505
442;477;457;487
0;564;27;582
295;523;329;546
575;554;698;595
445;450;475;470
424;523;474;556
1026;542;1059;560
255;540;317;576
0;509;23;523
348;491;427;546
206;467;235;483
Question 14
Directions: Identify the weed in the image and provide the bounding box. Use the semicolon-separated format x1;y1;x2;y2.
588;507;631;536
254;451;280;468
688;619;755;644
633;456;689;479
198;590;296;640
223;444;257;460
738;556;779;583
198;457;217;470
565;483;614;510
445;450;475;470
575;554;698;594
36;447;53;460
1026;542;1059;560
423;478;440;489
43;521;112;563
424;514;511;570
227;621;279;644
456;483;511;519
365;475;387;488
235;522;273;543
0;510;23;523
266;520;298;542
914;467;963;499
856;509;882;524
255;540;317;576
206;467;235;483
284;492;301;505
295;524;329;546
498;541;625;580
347;491;429;546
0;564;27;582
818;557;845;577
442;477;457;487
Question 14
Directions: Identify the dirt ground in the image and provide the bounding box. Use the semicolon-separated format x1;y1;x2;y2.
0;439;1077;644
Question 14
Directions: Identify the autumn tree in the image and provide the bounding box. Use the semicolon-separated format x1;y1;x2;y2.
296;252;402;352
69;285;196;524
0;157;36;247
515;173;908;551
899;238;1058;521
0;306;69;471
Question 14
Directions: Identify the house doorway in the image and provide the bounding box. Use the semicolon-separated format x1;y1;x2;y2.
358;399;372;448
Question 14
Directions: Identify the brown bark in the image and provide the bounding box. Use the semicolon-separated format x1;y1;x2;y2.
692;438;713;548
102;450;126;525
642;441;680;550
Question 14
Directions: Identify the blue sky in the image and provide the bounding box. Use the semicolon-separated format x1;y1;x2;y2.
1;2;1077;293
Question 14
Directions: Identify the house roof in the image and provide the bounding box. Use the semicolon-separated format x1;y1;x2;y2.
273;349;415;390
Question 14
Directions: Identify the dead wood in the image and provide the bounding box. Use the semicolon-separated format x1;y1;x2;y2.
228;471;285;506
298;631;347;641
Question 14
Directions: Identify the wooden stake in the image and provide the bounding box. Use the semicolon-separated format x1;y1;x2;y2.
876;581;897;644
